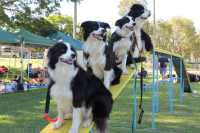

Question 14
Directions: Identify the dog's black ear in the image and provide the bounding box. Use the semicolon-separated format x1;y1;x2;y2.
80;21;88;28
102;22;111;29
80;21;92;41
115;19;121;27
141;29;153;51
115;18;124;28
128;4;145;18
71;46;77;57
80;21;91;30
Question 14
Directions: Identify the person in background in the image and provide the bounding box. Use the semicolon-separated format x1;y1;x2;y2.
160;62;167;80
27;63;38;78
138;67;147;78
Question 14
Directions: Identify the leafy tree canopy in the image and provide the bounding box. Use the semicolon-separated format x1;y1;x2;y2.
0;0;64;28
47;14;73;36
146;17;198;60
0;0;83;35
118;0;137;16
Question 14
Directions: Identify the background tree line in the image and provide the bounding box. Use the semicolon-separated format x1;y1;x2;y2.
119;0;200;62
145;17;200;62
0;0;81;37
0;0;199;61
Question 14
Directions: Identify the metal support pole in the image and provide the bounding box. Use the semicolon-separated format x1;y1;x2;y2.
153;0;156;48
27;64;30;81
168;56;173;112
152;50;156;129
179;59;184;104
20;39;24;84
153;0;156;25
182;60;185;93
181;60;185;94
89;129;93;133
73;1;77;38
132;72;138;130
155;54;159;112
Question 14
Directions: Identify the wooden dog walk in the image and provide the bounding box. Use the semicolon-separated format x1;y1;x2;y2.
40;69;134;133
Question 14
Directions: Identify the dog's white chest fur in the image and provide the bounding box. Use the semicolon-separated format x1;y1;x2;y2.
113;38;131;60
132;27;145;57
84;41;106;79
48;63;77;102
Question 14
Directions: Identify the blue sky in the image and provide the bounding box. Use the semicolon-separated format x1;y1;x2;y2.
60;0;200;30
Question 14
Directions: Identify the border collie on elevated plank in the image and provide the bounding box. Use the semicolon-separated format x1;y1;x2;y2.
109;16;135;74
47;42;113;133
127;3;153;58
81;21;122;89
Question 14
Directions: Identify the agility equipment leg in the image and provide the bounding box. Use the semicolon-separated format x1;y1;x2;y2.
132;73;138;131
179;59;184;104
151;50;156;129
168;56;174;113
155;53;159;113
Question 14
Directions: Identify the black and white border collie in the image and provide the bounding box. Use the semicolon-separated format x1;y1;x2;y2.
109;16;135;74
127;3;153;58
47;42;113;133
81;21;122;89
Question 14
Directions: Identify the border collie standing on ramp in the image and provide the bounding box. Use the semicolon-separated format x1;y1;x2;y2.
109;16;135;74
47;42;113;133
127;3;153;58
81;21;122;89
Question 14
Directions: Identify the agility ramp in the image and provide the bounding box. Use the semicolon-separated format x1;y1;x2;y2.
40;69;134;133
155;48;192;93
172;58;191;92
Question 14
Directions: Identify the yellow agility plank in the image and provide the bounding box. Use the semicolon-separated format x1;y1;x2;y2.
40;69;134;133
110;69;134;100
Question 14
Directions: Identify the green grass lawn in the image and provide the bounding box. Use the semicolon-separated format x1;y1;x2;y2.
0;81;200;133
109;81;200;133
0;58;44;69
0;89;49;133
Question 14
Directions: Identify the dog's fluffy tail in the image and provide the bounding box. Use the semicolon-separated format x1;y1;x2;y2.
126;51;133;66
92;91;113;133
111;66;122;85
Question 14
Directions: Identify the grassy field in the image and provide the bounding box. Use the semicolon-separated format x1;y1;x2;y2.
0;58;44;69
109;81;200;133
0;81;200;133
0;58;44;81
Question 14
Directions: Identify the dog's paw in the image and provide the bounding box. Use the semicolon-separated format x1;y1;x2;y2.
52;120;62;129
129;64;135;69
122;69;128;75
82;119;91;128
69;127;79;133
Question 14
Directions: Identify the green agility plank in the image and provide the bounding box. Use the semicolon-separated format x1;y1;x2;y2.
155;48;192;93
172;57;192;93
